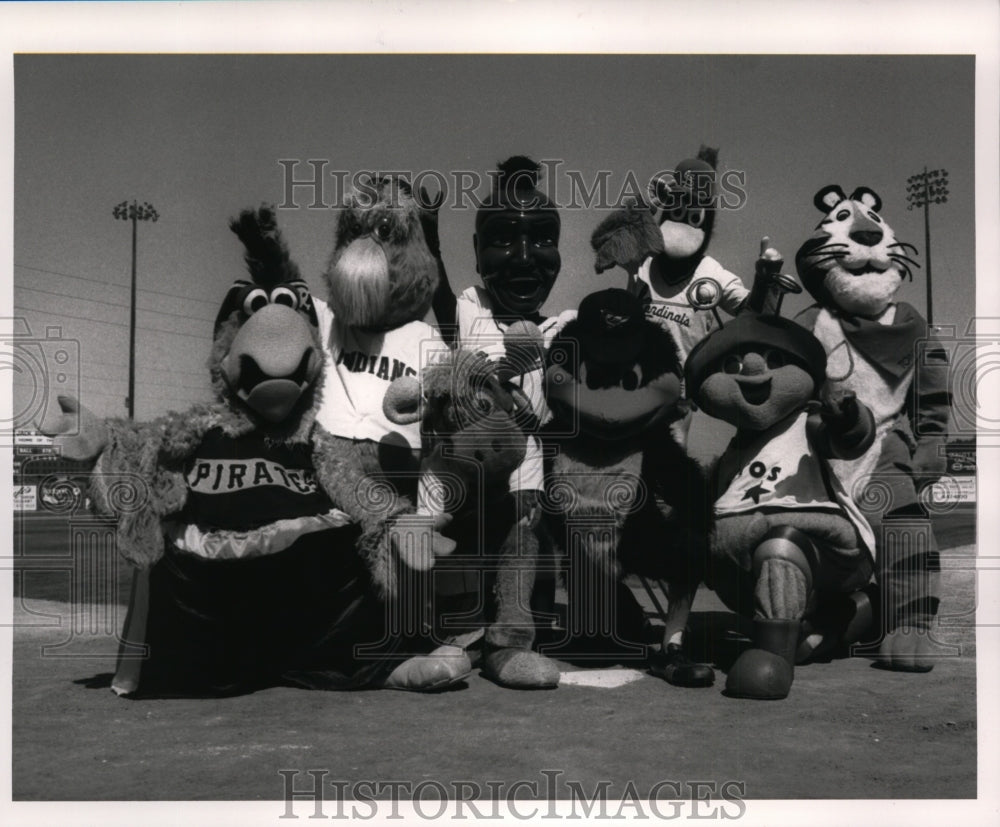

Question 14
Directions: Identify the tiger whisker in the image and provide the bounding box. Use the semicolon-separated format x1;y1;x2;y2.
890;254;921;269
888;241;919;255
807;255;847;268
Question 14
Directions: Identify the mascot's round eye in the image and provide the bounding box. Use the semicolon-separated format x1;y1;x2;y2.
688;208;705;229
722;355;743;375
763;349;786;369
270;286;299;309
867;211;882;223
374;219;393;241
835;209;851;221
667;203;687;222
242;288;269;315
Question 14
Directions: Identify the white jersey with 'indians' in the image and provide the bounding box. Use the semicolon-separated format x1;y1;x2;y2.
314;297;447;450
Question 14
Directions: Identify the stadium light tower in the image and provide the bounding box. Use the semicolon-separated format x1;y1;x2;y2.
113;199;159;419
906;167;948;327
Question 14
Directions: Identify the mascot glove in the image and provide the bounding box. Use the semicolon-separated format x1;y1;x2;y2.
754;239;784;279
911;436;948;488
38;395;109;464
514;489;542;531
809;391;874;458
818;391;862;436
391;511;456;572
417;186;444;258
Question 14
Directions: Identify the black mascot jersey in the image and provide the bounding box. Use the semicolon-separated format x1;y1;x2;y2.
180;427;334;531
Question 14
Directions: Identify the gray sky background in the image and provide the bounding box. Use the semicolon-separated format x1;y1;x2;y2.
12;52;977;423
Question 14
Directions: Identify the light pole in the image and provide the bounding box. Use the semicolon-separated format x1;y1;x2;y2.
113;199;159;419
906;168;948;327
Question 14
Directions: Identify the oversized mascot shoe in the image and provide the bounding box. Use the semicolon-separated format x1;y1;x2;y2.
725;619;800;700
483;647;561;689
876;625;936;673
796;589;874;664
851;587;938;672
648;644;715;688
381;645;473;692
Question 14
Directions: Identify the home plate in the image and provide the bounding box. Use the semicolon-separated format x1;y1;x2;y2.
559;668;647;688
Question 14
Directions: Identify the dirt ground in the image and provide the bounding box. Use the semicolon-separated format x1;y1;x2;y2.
9;541;979;807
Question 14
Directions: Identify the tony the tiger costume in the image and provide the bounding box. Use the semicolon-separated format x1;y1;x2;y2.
795;184;952;673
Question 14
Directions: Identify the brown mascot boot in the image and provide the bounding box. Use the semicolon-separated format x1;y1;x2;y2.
726;528;814;700
874;513;943;672
382;645;473;691
481;494;561;689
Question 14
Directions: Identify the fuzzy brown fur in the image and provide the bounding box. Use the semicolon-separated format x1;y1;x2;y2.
387;347;529;508
325;177;437;331
231;205;301;287
590;202;665;275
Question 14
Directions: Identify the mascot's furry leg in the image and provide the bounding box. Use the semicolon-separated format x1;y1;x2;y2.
480;491;561;689
725;526;815;700
863;433;943;672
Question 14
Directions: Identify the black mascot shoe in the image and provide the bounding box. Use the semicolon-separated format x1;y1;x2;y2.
796;589;875;664
648;643;715;688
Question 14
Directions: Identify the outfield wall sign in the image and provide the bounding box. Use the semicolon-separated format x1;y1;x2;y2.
14;485;37;511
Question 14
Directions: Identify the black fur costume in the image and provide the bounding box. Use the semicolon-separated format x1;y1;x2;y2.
540;289;714;683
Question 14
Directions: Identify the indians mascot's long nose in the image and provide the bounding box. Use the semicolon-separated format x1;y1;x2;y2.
220;303;321;422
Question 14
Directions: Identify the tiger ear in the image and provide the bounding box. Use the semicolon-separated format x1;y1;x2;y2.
850;187;882;213
814;185;847;212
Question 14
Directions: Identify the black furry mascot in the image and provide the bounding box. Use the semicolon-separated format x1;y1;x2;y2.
541;288;716;687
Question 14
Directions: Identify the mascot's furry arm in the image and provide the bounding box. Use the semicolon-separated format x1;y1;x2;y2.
805;392;876;461
907;332;951;482
591;200;664;276
309;427;418;598
640;429;714;568
44;397;245;568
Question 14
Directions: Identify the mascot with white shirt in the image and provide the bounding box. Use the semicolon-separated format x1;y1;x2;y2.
794;184;952;672
593;146;751;365
686;263;880;700
41;200;476;696
310;176;458;591
428;156;573;688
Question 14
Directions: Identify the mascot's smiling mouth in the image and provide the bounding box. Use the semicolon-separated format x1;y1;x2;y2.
505;275;543;299
236;349;315;395
227;349;317;423
736;376;771;406
841;261;889;277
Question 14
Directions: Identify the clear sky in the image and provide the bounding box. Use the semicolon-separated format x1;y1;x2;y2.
12;51;977;426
